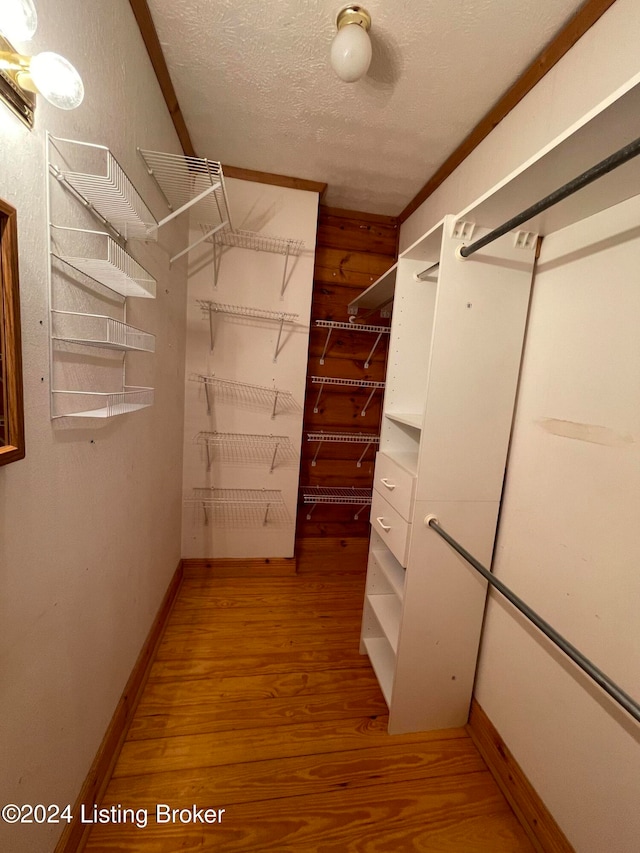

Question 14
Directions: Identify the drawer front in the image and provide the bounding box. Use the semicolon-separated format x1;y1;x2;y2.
373;453;416;520
371;489;411;567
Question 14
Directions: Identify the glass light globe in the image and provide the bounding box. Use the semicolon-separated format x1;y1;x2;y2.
330;23;371;83
0;0;37;41
29;52;84;109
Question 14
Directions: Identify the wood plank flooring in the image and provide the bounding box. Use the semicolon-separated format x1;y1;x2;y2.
84;569;534;852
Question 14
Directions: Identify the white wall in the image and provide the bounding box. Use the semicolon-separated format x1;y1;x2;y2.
399;1;640;849
181;179;318;558
0;2;187;851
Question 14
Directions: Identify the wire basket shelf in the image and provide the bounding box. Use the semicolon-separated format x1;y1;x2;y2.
190;373;298;418
49;137;157;241
195;431;296;471
186;487;288;527
51;311;155;352
51;386;154;419
51;227;156;299
138;148;230;228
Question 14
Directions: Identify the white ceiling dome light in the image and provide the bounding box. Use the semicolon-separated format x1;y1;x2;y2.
330;4;372;83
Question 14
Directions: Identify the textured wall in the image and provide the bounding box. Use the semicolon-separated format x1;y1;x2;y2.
0;2;187;850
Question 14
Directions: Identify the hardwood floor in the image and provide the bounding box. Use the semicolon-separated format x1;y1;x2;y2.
84;568;534;852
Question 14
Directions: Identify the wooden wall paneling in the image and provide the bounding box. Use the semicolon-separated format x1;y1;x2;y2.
296;207;397;554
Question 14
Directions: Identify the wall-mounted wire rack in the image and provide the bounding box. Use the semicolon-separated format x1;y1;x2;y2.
190;374;298;419
50;226;156;299
302;486;372;520
197;300;298;361
48;136;157;241
138;149;231;264
51;311;155;352
311;376;385;417
307;431;380;467
51;387;154;419
195;431;296;472
186;487;287;526
46;134;157;420
211;228;305;296
315;320;390;367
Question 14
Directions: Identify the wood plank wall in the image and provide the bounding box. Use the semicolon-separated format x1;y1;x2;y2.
296;207;398;543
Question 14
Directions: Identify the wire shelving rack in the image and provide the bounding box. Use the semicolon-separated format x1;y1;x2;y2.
51;387;154;419
197;300;298;361
51;311;155;352
307;431;380;467
311;376;385;417
48;136;157;241
195;431;296;472
190;374;298;419
211;228;305;295
186;487;287;526
315;320;390;367
302;486;372;520
138;149;232;264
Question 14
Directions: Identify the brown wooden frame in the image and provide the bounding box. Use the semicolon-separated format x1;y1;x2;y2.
0;197;25;466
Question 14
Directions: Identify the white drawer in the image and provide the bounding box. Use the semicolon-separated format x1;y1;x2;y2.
373;452;416;521
371;489;411;567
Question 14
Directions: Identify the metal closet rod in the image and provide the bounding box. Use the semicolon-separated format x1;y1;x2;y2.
459;134;640;258
426;517;640;726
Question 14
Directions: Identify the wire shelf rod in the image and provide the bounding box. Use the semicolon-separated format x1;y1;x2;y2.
311;376;385;417
459;135;640;259
426;517;640;726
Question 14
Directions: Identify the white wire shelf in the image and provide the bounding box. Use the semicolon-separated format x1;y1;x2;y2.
48;136;157;241
51;311;155;352
315;319;390;367
311;376;385;417
185;487;288;526
195;431;296;472
307;431;380;467
302;486;372;520
138;149;231;264
211;228;304;296
198;300;299;361
51;386;154;419
190;373;298;419
50;226;156;299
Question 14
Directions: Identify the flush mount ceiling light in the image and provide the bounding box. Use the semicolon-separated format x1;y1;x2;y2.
0;0;83;128
330;4;372;83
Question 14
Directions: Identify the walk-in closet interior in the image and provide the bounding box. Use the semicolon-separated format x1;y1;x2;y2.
1;1;638;851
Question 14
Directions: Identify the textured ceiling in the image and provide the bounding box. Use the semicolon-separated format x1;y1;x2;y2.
146;0;587;214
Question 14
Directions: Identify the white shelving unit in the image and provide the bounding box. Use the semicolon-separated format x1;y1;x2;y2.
213;228;305;296
315;320;390;367
195;431;296;472
46;135;157;420
190;373;298;419
185;487;287;527
311;376;385;417
359;214;537;734
302;486;372;520
307;431;379;467
347;264;397;319
198;300;298;361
